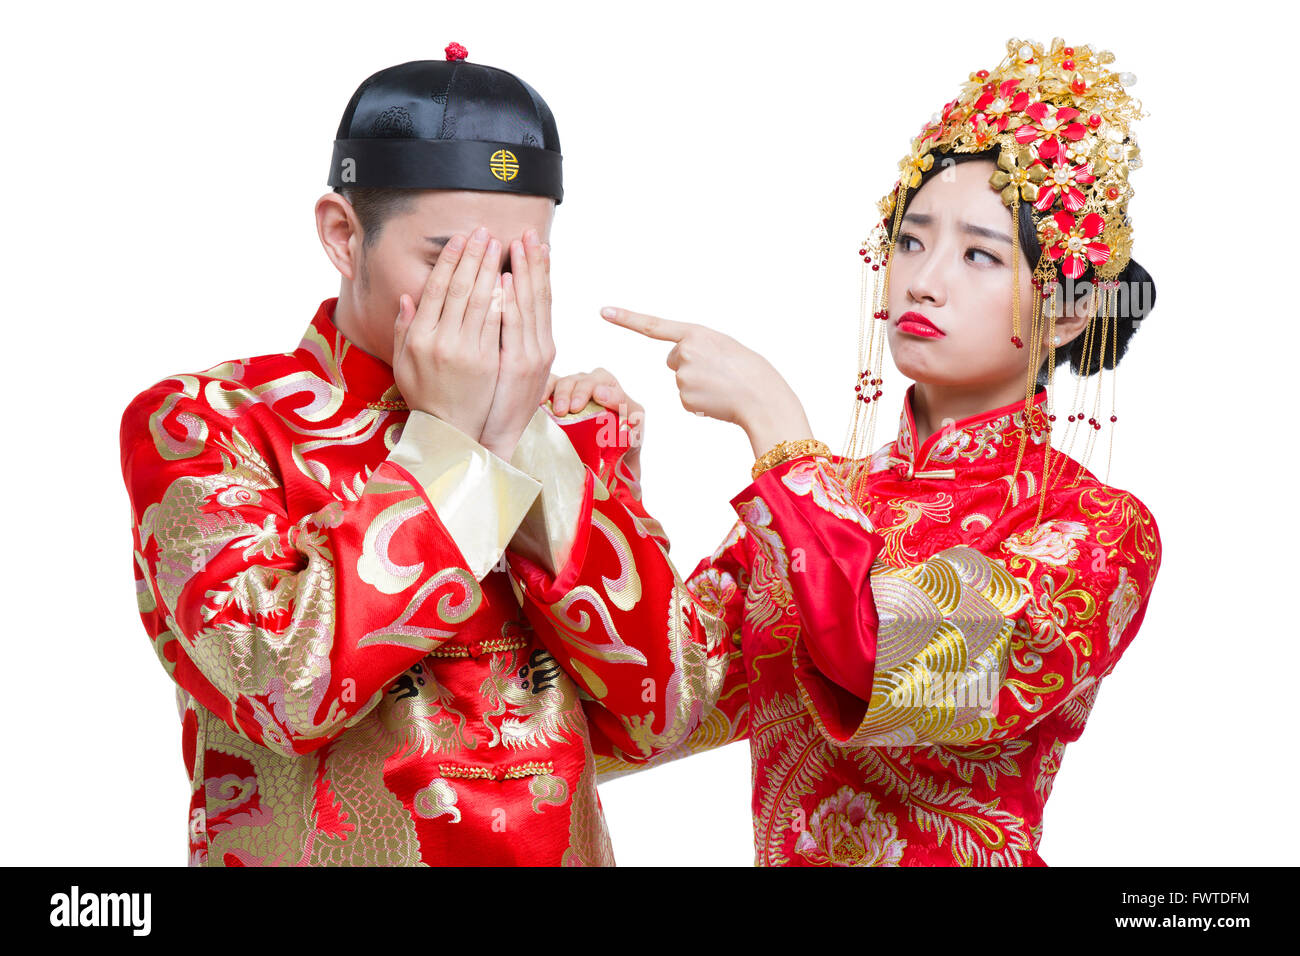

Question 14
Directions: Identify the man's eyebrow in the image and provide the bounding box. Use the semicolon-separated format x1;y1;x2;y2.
901;212;1013;245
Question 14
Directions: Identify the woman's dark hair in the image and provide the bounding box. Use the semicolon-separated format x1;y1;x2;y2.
899;148;1155;390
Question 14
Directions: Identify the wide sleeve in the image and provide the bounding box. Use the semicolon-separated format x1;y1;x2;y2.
503;400;733;765
731;453;1162;748
120;376;541;757
594;519;754;781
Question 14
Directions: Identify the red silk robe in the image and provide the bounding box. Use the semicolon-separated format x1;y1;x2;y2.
119;297;729;866
597;384;1161;866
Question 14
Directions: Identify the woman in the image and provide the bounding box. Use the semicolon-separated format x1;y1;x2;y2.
552;36;1160;866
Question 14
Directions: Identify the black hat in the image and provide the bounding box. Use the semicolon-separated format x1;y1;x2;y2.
328;43;563;204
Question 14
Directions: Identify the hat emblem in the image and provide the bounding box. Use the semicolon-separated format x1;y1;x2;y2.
489;149;520;183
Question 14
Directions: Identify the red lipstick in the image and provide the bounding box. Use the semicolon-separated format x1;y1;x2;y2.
897;311;945;338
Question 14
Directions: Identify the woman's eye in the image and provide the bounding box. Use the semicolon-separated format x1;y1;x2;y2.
968;247;1001;265
898;234;919;252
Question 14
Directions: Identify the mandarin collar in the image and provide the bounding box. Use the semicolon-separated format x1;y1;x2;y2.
293;297;405;407
885;382;1052;481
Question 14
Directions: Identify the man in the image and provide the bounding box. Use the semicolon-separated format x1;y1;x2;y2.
118;45;729;866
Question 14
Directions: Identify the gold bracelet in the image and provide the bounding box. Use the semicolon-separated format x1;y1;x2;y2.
751;438;831;481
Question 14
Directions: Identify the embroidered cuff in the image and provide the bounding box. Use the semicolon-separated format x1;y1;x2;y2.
389;410;542;580
507;406;588;577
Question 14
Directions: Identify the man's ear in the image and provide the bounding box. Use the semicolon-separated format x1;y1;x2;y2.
315;192;362;281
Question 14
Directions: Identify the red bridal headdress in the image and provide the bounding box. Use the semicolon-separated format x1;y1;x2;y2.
843;37;1148;521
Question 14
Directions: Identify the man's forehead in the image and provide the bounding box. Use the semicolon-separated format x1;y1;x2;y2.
407;190;554;240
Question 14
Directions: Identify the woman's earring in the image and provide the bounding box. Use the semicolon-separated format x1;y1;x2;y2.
1053;336;1061;345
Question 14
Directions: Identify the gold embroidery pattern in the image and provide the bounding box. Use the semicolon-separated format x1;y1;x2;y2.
427;635;532;658
673;383;1162;867
129;301;708;866
489;149;520;182
438;761;555;780
797;546;1029;748
877;495;955;564
480;647;586;750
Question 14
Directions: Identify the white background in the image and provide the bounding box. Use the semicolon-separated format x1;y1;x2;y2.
2;0;1292;866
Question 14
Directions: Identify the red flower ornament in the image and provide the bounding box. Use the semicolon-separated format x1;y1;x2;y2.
973;78;1030;132
1034;160;1095;214
1048;210;1110;279
1014;101;1087;161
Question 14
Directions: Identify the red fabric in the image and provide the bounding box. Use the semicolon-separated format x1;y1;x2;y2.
745;477;886;704
120;297;727;866
672;383;1162;865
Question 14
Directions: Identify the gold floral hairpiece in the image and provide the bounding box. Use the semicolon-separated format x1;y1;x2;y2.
875;36;1145;293
842;37;1149;521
